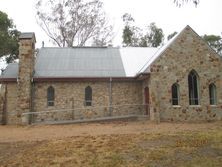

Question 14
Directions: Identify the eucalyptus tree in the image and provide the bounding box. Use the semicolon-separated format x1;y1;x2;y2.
35;0;113;47
0;11;20;63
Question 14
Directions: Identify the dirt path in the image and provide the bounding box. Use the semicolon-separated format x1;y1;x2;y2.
0;121;220;142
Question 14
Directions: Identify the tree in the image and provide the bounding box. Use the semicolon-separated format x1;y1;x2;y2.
167;31;177;41
142;22;164;47
35;0;113;47
203;34;222;56
122;13;141;47
122;14;164;47
0;11;20;63
174;0;200;7
92;24;113;46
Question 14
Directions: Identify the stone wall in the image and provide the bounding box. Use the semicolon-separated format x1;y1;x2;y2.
5;83;18;124
112;81;143;116
0;85;5;124
32;81;143;123
148;26;222;122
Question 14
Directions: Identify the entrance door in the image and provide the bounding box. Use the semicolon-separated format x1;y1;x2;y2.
144;87;150;115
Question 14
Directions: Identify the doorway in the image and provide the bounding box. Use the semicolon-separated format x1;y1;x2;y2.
144;87;150;115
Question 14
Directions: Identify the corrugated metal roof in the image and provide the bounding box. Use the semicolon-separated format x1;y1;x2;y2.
0;44;178;79
120;47;158;76
34;47;126;77
0;46;167;79
0;63;18;78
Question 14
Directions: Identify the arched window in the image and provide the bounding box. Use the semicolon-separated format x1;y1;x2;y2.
85;86;92;106
209;83;217;105
188;70;199;105
47;86;55;106
172;83;179;105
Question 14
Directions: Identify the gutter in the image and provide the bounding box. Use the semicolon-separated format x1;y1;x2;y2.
0;78;17;83
0;74;150;83
32;77;142;82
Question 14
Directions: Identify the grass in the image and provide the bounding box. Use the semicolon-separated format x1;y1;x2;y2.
1;124;222;166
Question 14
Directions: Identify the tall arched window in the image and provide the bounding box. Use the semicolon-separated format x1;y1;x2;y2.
209;83;217;105
188;70;199;105
47;86;55;106
85;86;92;106
172;83;179;105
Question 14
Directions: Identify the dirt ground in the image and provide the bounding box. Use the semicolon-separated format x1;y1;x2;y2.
1;121;222;167
0;121;220;142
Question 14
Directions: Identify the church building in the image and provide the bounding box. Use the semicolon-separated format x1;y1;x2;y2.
0;25;221;125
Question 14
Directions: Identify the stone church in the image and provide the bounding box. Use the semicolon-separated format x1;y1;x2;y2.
0;25;222;125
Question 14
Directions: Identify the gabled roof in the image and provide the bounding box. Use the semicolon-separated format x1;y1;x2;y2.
35;47;126;77
34;47;158;78
120;47;158;76
0;47;159;80
1;25;220;82
1;63;18;78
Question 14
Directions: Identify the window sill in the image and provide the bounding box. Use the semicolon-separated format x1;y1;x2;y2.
189;105;201;107
172;105;181;108
210;105;217;107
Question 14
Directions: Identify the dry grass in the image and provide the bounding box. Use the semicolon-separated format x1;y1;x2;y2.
0;121;222;166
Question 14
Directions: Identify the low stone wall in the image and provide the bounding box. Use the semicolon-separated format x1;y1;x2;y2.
31;104;146;123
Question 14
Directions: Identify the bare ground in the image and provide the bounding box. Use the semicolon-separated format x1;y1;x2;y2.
0;121;220;142
0;121;222;166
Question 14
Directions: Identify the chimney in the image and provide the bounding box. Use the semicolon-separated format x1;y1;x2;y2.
17;32;36;124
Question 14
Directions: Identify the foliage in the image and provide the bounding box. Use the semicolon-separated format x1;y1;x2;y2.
167;31;178;41
203;34;222;56
174;0;200;7
122;13;141;47
141;22;164;47
122;14;164;47
0;11;20;63
35;0;113;47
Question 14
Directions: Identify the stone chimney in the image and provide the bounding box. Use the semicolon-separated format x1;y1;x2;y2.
17;32;36;124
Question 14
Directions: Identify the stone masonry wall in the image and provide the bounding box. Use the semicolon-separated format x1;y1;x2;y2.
148;26;222;122
5;83;18;124
0;85;5;124
32;81;142;123
112;81;143;116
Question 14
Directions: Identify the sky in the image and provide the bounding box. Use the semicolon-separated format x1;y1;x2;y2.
0;0;221;49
